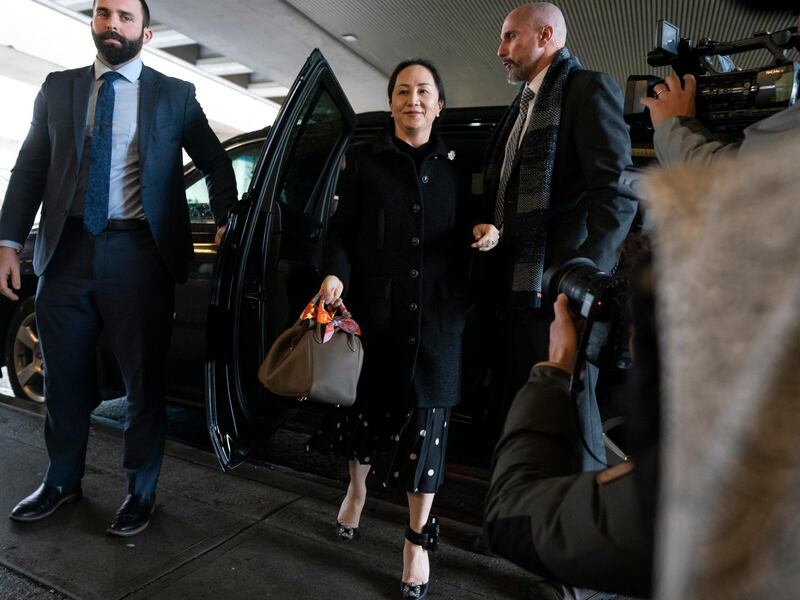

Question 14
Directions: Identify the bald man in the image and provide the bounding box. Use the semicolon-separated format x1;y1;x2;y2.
474;2;636;469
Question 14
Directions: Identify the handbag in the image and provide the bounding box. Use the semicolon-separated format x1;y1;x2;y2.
258;295;364;406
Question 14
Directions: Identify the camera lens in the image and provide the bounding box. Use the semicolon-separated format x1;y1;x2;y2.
544;257;615;321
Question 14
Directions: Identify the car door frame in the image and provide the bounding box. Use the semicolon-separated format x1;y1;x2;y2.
205;49;356;471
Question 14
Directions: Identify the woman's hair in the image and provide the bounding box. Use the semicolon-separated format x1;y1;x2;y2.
386;58;446;107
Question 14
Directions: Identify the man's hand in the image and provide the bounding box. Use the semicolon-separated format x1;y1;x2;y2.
547;293;580;374
471;223;500;251
318;275;344;305
640;73;697;129
214;225;226;246
0;247;21;301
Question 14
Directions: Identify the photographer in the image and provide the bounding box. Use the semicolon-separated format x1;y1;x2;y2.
483;293;652;597
640;9;799;167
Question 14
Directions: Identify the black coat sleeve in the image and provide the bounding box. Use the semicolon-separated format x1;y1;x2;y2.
323;149;361;292
572;73;637;272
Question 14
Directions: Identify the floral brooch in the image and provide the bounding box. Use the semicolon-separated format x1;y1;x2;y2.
447;150;456;161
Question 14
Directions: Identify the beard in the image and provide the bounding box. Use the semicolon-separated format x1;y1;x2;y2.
92;29;144;65
503;61;526;84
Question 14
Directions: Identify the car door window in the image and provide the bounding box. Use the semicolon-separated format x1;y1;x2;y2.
185;141;262;223
273;88;345;227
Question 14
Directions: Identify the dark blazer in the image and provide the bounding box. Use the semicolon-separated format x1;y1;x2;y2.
0;65;236;283
325;131;469;409
484;69;636;275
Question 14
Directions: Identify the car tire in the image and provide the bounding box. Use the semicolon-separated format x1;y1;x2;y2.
5;297;45;404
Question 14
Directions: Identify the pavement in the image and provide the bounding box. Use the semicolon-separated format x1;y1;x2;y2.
0;399;544;600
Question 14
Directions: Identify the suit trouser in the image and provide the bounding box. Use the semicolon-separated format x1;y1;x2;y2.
36;222;174;495
496;297;605;471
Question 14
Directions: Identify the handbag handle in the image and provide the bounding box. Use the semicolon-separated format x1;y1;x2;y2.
300;294;354;323
298;295;362;342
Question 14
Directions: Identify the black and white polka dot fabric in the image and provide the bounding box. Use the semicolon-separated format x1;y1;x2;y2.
309;400;450;494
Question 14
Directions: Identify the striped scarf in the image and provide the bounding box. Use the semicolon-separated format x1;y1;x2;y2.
507;48;581;303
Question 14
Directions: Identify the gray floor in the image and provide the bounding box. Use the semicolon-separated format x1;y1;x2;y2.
0;400;540;600
0;564;69;600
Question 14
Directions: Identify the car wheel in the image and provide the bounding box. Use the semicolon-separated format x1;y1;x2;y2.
5;297;45;404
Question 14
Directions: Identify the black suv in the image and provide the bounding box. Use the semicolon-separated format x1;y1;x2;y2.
0;50;506;471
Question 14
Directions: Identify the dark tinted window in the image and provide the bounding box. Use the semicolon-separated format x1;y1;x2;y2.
275;89;345;220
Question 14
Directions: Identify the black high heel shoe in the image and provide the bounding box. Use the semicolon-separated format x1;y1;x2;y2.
336;520;359;542
400;516;439;600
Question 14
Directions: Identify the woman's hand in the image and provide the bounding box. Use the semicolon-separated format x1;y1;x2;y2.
471;223;500;251
319;275;344;305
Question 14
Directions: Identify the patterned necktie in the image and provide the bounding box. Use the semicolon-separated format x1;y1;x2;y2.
84;71;124;235
494;86;535;230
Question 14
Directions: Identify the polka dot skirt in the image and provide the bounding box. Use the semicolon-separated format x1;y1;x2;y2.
308;401;451;494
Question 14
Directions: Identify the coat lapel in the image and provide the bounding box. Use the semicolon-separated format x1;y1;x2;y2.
72;66;94;162
137;66;159;169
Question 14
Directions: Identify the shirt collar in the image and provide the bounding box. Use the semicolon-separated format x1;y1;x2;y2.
527;64;550;96
93;56;143;83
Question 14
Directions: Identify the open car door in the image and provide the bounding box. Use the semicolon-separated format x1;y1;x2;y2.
206;50;356;470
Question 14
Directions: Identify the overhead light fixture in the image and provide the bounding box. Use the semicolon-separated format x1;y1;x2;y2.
341;34;358;43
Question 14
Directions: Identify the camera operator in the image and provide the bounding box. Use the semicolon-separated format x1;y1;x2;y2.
483;292;652;598
640;9;800;167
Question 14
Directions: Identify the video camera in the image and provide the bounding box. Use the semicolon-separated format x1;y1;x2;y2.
543;258;631;371
624;20;800;138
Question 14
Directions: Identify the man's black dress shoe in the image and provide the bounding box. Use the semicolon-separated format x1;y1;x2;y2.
9;483;82;522
107;493;155;537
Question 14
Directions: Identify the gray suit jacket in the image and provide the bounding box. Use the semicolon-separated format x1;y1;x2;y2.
0;64;237;283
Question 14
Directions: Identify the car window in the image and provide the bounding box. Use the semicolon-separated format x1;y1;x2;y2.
274;88;345;221
185;141;262;223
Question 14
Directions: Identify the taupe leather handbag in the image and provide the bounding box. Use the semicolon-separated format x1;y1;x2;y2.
258;296;363;407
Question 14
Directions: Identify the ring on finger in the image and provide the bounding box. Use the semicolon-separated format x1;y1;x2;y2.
654;88;666;98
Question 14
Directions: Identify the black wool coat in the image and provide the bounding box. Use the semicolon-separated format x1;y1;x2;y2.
324;130;469;410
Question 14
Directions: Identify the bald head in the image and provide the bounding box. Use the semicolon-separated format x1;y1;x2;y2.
509;2;567;47
498;2;567;83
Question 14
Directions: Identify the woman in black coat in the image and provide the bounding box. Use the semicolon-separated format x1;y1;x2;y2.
312;58;468;599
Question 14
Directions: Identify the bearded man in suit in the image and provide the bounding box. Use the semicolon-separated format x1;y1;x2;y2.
1;0;236;536
473;2;636;468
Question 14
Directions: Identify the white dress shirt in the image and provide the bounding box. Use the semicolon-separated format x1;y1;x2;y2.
71;56;144;221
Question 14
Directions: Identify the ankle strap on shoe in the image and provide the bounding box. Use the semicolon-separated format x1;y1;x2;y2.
404;516;439;551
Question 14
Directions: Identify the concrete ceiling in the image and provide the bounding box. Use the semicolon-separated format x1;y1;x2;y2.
55;0;800;112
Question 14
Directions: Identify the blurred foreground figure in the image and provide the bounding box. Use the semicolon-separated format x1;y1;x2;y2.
644;135;800;599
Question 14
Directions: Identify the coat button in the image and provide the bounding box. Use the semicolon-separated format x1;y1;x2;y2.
409;303;418;311
408;336;416;344
409;269;419;278
411;236;420;246
411;204;421;213
421;175;429;183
